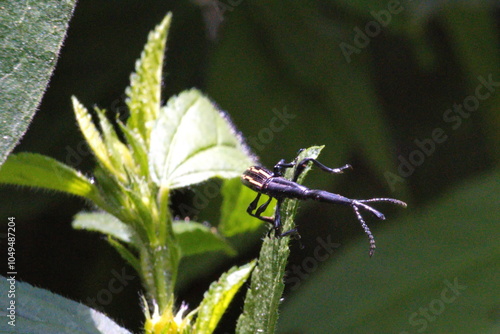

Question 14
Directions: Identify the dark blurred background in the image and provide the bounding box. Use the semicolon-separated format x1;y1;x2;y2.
1;1;499;333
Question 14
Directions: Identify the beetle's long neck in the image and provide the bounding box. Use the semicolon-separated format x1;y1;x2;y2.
304;189;352;205
304;189;385;219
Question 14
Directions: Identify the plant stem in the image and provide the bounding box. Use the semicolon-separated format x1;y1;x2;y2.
146;185;180;312
236;146;323;334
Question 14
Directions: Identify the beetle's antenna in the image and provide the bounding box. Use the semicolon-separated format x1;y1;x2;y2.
353;206;376;257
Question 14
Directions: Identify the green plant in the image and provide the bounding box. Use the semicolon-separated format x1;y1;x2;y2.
0;13;321;333
2;2;499;333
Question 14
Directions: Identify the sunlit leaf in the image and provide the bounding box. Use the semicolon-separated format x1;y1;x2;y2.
72;97;120;179
72;212;135;244
118;120;149;178
0;153;102;204
194;261;256;334
126;13;172;143
94;107;135;177
149;89;254;190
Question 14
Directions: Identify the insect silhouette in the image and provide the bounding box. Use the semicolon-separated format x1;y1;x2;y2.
241;150;407;256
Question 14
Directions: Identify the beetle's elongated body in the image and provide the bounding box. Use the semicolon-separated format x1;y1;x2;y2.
241;154;407;256
242;165;387;219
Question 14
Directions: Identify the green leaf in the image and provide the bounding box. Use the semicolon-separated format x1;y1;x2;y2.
0;0;76;167
94;107;135;177
219;177;274;237
236;146;323;334
149;88;255;189
0;278;132;334
72;97;122;180
117;120;150;178
0;153;102;204
278;168;500;333
72;212;136;244
73;211;234;257
194;261;256;334
174;221;236;257
126;13;172;144
107;237;142;275
72;212;142;279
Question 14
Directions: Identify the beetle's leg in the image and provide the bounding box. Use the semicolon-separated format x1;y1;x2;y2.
279;228;303;249
273;159;294;177
274;198;285;233
255;196;274;223
293;158;352;182
269;199;303;246
279;227;302;242
273;148;312;177
247;193;275;225
265;198;282;237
